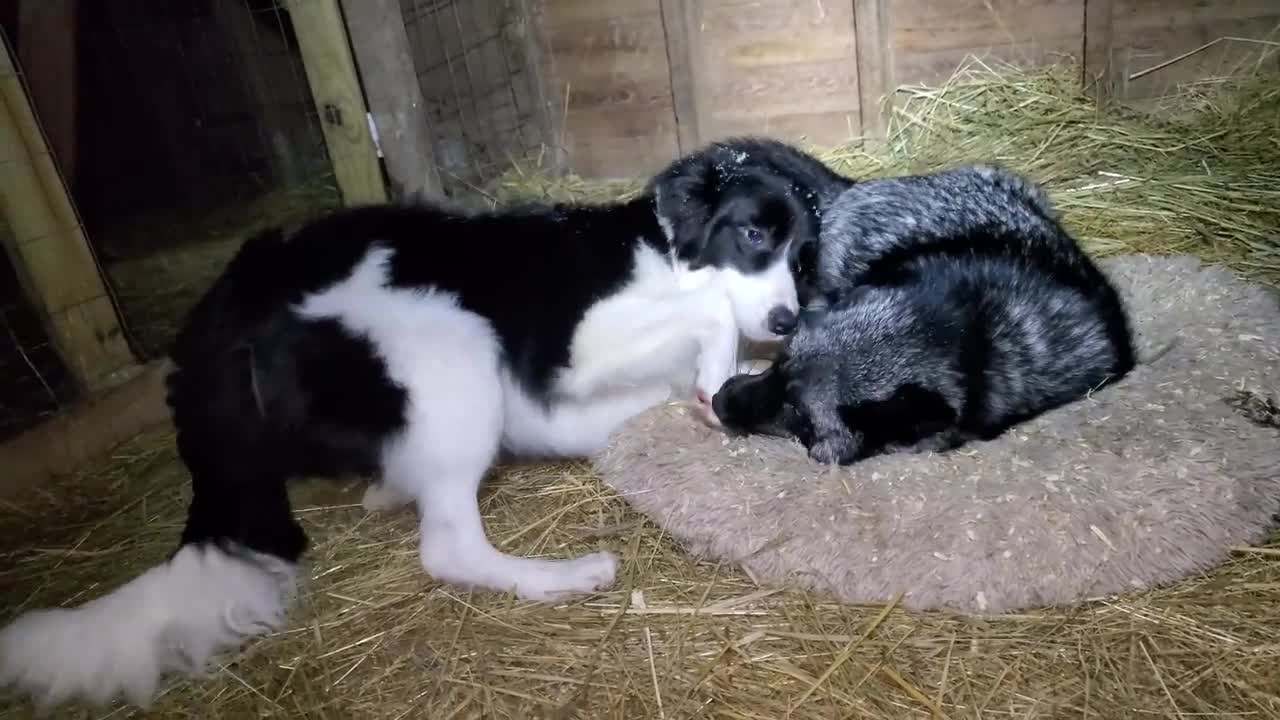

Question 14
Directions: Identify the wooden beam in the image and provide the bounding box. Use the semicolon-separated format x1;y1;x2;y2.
284;0;387;206
659;0;706;152
0;359;171;496
0;37;139;393
1083;0;1117;108
853;0;894;140
339;0;443;202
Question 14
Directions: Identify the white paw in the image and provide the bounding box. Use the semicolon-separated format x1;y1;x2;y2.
514;551;618;602
361;482;413;513
692;389;723;429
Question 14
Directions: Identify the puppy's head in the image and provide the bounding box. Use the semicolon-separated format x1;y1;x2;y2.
650;145;816;341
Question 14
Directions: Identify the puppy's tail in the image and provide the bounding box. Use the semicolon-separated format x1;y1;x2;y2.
0;542;296;710
0;223;305;711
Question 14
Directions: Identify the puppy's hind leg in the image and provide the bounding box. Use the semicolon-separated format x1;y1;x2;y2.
384;344;616;602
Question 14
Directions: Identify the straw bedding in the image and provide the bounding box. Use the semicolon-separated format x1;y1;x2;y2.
597;254;1280;613
2;61;1279;718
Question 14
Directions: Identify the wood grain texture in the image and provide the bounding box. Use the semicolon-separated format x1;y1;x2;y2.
1110;0;1280;101
286;0;387;206
1083;0;1117;106
0;38;139;393
854;0;893;139
660;0;705;152
534;0;1278;175
891;0;1084;86
565;134;680;178
342;0;443;201
539;0;679;177
0;359;170;495
697;0;860;146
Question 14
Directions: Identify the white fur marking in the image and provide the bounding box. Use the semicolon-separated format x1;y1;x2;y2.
559;243;736;401
722;247;800;341
0;544;293;709
298;247;625;601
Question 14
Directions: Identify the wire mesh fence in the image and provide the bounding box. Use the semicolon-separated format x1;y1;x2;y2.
399;0;556;202
78;0;341;359
0;245;78;442
0;0;341;440
1;0;555;440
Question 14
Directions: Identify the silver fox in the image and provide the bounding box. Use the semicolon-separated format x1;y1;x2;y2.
713;164;1136;465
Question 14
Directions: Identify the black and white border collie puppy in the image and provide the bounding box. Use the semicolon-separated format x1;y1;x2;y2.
0;147;813;708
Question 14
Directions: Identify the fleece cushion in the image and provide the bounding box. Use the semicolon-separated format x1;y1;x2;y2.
597;255;1280;613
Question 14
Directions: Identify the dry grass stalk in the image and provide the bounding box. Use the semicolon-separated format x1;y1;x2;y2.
3;60;1279;719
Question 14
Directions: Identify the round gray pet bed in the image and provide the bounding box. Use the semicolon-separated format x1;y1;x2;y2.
596;255;1280;613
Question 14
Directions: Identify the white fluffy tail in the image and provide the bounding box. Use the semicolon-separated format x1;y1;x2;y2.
0;543;295;709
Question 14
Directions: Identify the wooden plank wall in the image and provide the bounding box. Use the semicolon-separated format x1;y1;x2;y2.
535;0;680;178
1109;0;1280;102
889;0;1085;87
527;0;1278;178
698;0;862;147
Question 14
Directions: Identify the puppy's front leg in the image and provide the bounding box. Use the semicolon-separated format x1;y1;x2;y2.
691;298;739;428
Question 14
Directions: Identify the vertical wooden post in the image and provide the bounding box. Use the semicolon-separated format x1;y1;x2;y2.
0;37;139;393
660;0;707;153
853;0;894;140
1083;0;1118;108
339;0;443;202
284;0;387;206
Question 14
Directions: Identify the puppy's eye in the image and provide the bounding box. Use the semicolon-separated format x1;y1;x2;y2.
743;227;764;244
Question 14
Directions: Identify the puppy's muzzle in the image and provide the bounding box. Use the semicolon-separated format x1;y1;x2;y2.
767;306;798;336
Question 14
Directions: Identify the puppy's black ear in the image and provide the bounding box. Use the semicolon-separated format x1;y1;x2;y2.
790;239;821;304
649;155;719;265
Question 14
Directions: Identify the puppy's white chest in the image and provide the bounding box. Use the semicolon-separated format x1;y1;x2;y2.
554;243;717;399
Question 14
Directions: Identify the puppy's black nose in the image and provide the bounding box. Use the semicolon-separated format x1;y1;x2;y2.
767;306;798;336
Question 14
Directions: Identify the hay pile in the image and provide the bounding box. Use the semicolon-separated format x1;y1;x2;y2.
3;61;1279;719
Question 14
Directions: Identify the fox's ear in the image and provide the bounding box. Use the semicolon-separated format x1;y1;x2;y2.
802;290;838;317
